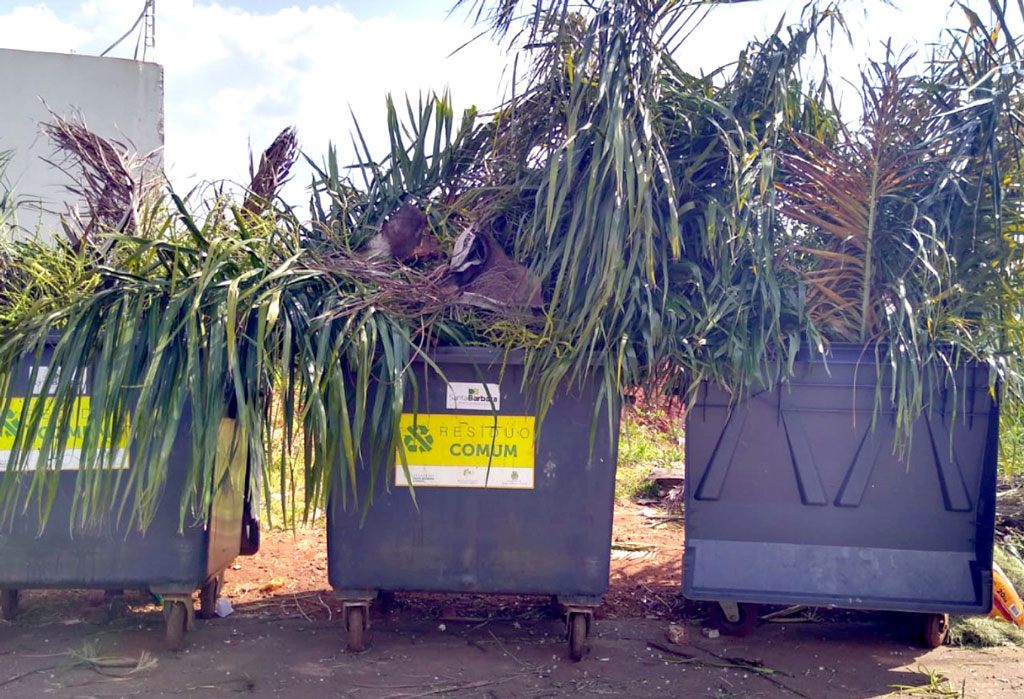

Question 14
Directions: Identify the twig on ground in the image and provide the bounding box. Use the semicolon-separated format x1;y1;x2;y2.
639;583;675;613
646;640;696;659
346;678;454;690
377;674;523;699
1;645;156;689
611;542;654;552
648;641;812;699
293;595;314;623
185;677;258;693
687;641;794;678
316;594;333;622
762;605;809;621
650;518;685;528
487;629;533;670
0;665;58;689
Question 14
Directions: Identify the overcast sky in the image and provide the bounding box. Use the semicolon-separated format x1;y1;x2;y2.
0;1;993;207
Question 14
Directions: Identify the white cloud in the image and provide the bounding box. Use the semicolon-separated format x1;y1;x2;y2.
66;1;508;203
0;5;92;52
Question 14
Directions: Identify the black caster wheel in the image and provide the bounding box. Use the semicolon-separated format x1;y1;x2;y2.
164;601;189;651
198;573;224;620
2;589;19;621
346;606;367;652
567;612;589;662
710;601;759;637
922;613;950;648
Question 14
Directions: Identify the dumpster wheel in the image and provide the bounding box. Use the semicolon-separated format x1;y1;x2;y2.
567;611;590;662
1;589;18;621
164;601;189;651
922;613;950;648
345;605;367;652
710;601;759;637
198;573;224;620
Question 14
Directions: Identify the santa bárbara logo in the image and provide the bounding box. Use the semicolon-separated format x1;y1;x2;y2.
445;382;501;411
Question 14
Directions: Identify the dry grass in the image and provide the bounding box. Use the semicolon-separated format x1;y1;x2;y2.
948;544;1024;647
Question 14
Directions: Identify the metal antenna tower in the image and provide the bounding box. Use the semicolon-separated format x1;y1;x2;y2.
100;0;157;61
143;1;156;55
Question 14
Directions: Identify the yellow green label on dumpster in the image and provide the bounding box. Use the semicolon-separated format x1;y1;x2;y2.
0;397;128;471
395;413;535;489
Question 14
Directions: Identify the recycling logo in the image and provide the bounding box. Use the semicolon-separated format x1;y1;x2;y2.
403;424;433;453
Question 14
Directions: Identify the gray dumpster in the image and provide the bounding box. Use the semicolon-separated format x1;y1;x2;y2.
328;347;619;660
0;340;258;650
684;344;998;645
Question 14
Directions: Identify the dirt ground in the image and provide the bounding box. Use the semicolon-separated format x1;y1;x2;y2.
3;503;1024;698
218;502;684;622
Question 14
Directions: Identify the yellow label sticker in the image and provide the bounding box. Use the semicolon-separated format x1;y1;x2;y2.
0;397;128;471
396;413;535;489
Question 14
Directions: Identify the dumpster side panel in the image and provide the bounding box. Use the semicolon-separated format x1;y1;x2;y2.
328;349;619;598
0;344;244;594
683;349;997;613
0;408;207;592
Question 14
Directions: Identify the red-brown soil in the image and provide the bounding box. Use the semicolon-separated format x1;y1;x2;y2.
218;501;684;623
4;500;1024;698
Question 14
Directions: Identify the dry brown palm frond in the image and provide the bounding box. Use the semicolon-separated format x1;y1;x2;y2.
315;250;459;320
245;126;298;214
315;224;544;326
777;55;934;342
42;112;163;252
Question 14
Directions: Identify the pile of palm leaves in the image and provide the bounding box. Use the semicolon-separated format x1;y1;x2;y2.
776;12;1024;444
1;0;1023;531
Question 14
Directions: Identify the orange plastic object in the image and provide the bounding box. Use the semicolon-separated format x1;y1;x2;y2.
989;562;1024;627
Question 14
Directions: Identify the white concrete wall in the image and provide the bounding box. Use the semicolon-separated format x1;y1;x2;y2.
0;48;163;241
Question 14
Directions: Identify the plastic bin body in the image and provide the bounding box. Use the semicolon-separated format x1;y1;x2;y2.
327;348;619;602
0;341;246;597
684;345;998;614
